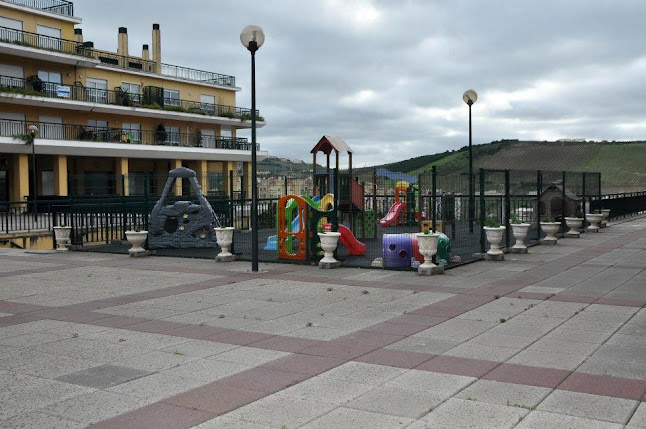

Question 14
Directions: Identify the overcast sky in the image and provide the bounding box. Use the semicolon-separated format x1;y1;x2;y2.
75;0;646;166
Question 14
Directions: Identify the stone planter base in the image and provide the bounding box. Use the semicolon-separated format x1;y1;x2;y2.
540;239;558;245
600;222;608;228
418;265;444;275
565;231;580;238
216;254;239;262
509;247;528;254
485;253;505;261
319;260;342;269
129;250;153;258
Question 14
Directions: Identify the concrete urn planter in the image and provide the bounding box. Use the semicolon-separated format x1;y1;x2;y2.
318;232;341;265
510;223;530;251
565;217;583;237
53;226;72;251
125;230;148;255
215;227;235;258
600;209;611;227
586;213;604;232
540;222;560;243
483;226;505;256
415;233;440;268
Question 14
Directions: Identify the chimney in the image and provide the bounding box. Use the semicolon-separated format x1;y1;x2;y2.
74;28;83;43
142;44;149;61
152;23;161;73
117;27;128;57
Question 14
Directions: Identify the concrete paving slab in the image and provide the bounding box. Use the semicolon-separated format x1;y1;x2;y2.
384;369;475;397
515;410;624;428
0;411;84;429
223;395;335;428
301;407;415;429
317;361;407;386
538;390;637;424
456;379;551;408
345;385;445;418
412;398;529;429
56;364;152;390
628;402;646;428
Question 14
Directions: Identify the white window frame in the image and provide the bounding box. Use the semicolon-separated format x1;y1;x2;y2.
86;77;108;104
163;89;180;107
0;17;23;44
36;24;61;50
121;122;141;143
0;64;23;88
165;125;180;145
121;82;141;104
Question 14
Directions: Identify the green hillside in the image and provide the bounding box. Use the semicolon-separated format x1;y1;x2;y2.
374;140;646;193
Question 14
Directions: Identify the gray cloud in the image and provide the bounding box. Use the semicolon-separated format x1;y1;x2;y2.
74;0;646;165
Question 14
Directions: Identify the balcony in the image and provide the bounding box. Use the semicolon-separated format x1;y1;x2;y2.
0;119;257;150
0;75;262;122
1;0;74;17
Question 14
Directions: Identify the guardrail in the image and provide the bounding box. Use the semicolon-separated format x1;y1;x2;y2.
0;25;90;57
2;0;74;16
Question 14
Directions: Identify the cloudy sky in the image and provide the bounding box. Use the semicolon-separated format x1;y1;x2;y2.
75;0;646;166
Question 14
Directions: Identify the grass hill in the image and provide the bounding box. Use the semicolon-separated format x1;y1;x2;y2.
372;140;646;193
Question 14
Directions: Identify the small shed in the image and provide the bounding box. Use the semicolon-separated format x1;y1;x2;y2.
539;180;582;220
311;135;353;195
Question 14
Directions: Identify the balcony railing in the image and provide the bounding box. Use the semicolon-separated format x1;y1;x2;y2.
161;63;235;87
0;25;91;57
0;75;261;119
0;119;258;150
1;0;74;16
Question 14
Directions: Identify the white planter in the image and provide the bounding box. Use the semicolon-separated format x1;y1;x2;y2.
318;232;341;264
125;230;148;254
53;226;72;251
540;222;560;242
415;233;440;268
510;223;530;250
215;227;235;257
564;217;583;235
586;213;603;231
483;226;505;256
601;209;611;222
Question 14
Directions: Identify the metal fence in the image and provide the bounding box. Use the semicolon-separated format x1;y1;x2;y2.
8;168;645;270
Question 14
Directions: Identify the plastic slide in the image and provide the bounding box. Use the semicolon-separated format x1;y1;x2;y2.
338;225;367;256
380;202;407;227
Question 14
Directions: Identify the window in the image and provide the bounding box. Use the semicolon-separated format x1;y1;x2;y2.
37;25;61;50
200;94;215;115
0;64;23;88
0;112;25;136
201;129;216;148
121;123;141;143
41;171;54;196
86;78;107;103
86;119;109;141
37;71;62;97
39;115;63;139
166;125;180;145
220;126;232;138
0;17;23;43
121;82;141;104
163;89;180;106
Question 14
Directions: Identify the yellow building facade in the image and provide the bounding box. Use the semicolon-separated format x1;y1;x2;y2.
0;0;266;202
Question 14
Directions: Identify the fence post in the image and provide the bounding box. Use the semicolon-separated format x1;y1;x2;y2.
432;166;437;233
372;168;377;238
284;176;288;196
479;168;485;253
417;174;422;232
505;169;510;250
561;171;567;232
537;170;542;240
143;175;149;230
582;172;586;215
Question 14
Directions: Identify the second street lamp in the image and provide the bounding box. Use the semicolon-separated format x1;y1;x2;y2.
240;25;265;272
463;89;477;233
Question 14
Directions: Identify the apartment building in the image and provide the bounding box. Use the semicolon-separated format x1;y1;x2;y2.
0;0;267;201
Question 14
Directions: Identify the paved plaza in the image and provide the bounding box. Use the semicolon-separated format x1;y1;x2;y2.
0;217;646;428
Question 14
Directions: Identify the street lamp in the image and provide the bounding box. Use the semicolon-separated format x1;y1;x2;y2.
462;89;477;233
240;25;265;272
28;124;38;222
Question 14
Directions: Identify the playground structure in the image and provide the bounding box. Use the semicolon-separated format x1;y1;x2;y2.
380;180;421;227
381;232;451;268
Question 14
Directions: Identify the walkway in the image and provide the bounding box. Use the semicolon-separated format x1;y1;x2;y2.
0;216;645;428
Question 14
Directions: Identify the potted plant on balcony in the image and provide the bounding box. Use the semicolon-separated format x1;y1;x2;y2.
585;210;604;232
194;129;203;147
53;224;72;251
483;217;505;260
415;229;443;274
318;223;341;268
115;87;132;106
155;124;167;144
564;211;584;238
125;227;148;256
214;226;235;261
509;213;530;253
26;75;44;93
540;217;560;244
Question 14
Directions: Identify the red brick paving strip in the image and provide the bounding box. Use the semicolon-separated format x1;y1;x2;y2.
558;372;646;400
88;402;215;429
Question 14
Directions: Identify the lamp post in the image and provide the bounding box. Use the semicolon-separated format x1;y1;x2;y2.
240;25;265;272
462;89;477;233
28;124;38;222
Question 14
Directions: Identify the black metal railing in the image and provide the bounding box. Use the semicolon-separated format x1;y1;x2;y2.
0;75;260;119
161;63;235;87
592;192;646;219
2;0;74;16
0;119;258;150
0;26;91;57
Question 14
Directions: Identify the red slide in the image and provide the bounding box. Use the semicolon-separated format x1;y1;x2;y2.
338;225;367;256
380;202;407;227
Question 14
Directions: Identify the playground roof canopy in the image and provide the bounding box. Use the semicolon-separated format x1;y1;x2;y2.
311;135;353;155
